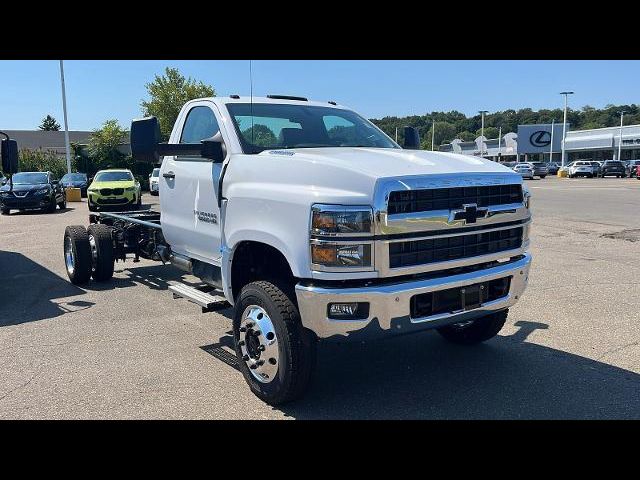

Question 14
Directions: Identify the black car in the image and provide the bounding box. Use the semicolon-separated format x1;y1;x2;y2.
600;160;626;178
61;172;89;197
0;171;67;214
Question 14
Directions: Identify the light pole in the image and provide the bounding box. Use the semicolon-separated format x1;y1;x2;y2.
560;91;574;167
59;60;72;174
478;110;488;157
617;110;625;161
431;119;435;151
549;119;555;163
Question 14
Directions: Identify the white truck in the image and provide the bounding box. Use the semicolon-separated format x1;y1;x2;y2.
61;95;532;405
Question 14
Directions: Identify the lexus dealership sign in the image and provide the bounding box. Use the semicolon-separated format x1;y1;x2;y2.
517;123;567;154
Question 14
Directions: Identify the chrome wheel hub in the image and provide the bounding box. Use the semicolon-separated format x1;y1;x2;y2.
88;234;98;272
238;305;279;384
64;236;74;275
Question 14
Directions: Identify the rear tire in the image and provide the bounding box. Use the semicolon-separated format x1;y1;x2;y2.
87;224;114;281
437;309;509;345
64;225;92;285
233;280;317;406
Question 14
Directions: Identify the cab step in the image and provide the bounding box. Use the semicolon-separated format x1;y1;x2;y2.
169;283;230;313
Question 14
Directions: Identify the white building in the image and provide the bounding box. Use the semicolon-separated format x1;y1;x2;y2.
439;123;640;163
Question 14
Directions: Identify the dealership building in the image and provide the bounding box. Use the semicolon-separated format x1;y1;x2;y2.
439;123;640;163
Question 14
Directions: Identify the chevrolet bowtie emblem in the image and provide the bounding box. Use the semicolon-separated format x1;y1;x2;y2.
450;203;488;224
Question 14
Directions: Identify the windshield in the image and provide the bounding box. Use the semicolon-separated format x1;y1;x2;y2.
61;173;87;182
11;172;48;184
151;168;160;177
227;103;399;153
94;171;133;182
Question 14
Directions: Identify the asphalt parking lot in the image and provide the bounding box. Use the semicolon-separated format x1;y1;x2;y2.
1;176;639;419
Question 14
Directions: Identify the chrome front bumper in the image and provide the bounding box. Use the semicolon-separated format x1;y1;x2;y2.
295;253;531;341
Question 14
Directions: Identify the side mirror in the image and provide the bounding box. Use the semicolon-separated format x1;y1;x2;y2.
1;137;19;174
131;117;162;163
131;116;225;163
403;126;420;150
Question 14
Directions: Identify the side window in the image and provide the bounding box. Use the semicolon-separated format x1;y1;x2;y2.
180;106;220;145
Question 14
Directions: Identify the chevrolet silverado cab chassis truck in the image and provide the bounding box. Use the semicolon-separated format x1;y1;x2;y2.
61;95;532;405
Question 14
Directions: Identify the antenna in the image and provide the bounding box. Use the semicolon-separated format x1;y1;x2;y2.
249;60;254;147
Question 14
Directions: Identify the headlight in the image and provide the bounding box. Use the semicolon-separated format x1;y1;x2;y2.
311;243;372;268
311;205;373;236
35;187;50;195
126;186;135;192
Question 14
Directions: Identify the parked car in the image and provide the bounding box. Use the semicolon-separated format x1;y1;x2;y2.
626;160;640;177
546;162;560;175
514;163;534;179
0;176;7;186
527;161;548;178
60;172;89;197
87;169;142;212
0;171;67;214
149;167;160;196
568;161;595;178
600;160;626;178
589;161;602;177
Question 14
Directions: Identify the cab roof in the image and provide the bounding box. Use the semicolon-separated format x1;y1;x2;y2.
194;96;348;110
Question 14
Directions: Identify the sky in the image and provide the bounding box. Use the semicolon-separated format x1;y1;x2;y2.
0;60;638;131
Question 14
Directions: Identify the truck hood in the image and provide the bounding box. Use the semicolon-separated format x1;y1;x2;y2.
259;147;518;179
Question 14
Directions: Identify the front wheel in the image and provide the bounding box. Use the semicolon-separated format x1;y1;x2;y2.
1;208;9;215
437;309;509;345
233;280;317;406
88;202;97;212
540;175;546;179
58;196;66;209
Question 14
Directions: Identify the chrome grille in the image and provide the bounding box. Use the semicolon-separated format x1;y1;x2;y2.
389;226;523;268
387;185;523;215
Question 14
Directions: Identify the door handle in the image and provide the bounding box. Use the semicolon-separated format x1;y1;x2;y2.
163;171;175;179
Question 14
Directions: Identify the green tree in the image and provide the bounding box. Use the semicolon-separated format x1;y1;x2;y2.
18;149;68;178
38;115;61;131
141;67;215;140
476;126;499;139
87;120;129;169
458;131;476;141
242;124;277;147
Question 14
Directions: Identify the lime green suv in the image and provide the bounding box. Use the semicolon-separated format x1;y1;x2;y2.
87;169;141;212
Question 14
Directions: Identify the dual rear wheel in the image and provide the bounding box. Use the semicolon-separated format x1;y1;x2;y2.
63;224;114;284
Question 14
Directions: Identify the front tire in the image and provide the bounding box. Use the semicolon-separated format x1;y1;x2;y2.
540;175;546;179
58;195;66;209
233;280;317;406
64;225;92;285
45;196;56;213
437;309;509;345
1;207;9;215
88;202;97;212
87;224;114;281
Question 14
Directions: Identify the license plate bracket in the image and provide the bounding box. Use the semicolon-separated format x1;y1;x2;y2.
460;284;484;311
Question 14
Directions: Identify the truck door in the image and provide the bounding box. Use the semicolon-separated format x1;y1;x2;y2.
160;102;226;264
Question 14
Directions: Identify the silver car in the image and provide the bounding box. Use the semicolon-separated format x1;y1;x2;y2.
514;163;534;179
